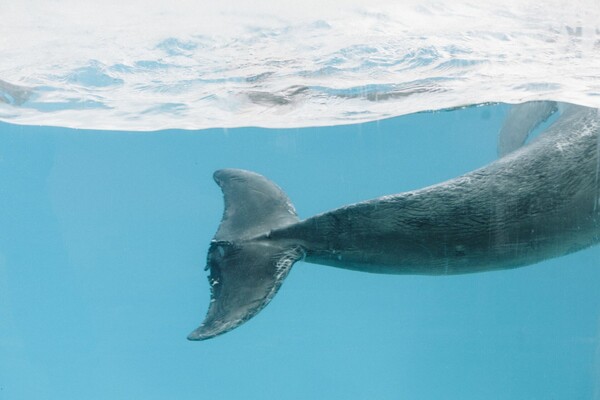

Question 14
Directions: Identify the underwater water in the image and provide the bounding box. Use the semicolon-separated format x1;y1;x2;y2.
1;103;600;399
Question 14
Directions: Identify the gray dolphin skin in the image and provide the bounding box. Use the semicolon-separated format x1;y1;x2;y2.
188;104;600;341
0;79;33;106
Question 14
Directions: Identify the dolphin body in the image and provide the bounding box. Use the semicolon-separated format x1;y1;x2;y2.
188;104;600;341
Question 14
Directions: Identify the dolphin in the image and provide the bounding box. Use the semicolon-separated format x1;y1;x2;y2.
188;104;600;341
0;79;33;106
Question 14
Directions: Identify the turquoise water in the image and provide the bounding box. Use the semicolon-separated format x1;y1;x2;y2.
1;103;600;398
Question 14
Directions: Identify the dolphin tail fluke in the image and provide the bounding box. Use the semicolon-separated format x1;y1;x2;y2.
188;169;303;341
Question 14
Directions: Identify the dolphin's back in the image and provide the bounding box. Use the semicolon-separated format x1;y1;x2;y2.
283;106;600;274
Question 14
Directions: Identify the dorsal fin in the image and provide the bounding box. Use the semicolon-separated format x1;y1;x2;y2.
0;79;33;106
498;101;558;157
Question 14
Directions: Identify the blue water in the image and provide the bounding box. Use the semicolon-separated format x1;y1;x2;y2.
1;103;600;399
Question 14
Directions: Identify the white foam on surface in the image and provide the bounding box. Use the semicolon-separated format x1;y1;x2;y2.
1;0;599;130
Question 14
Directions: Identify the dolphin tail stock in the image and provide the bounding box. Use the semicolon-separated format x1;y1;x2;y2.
188;169;304;341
